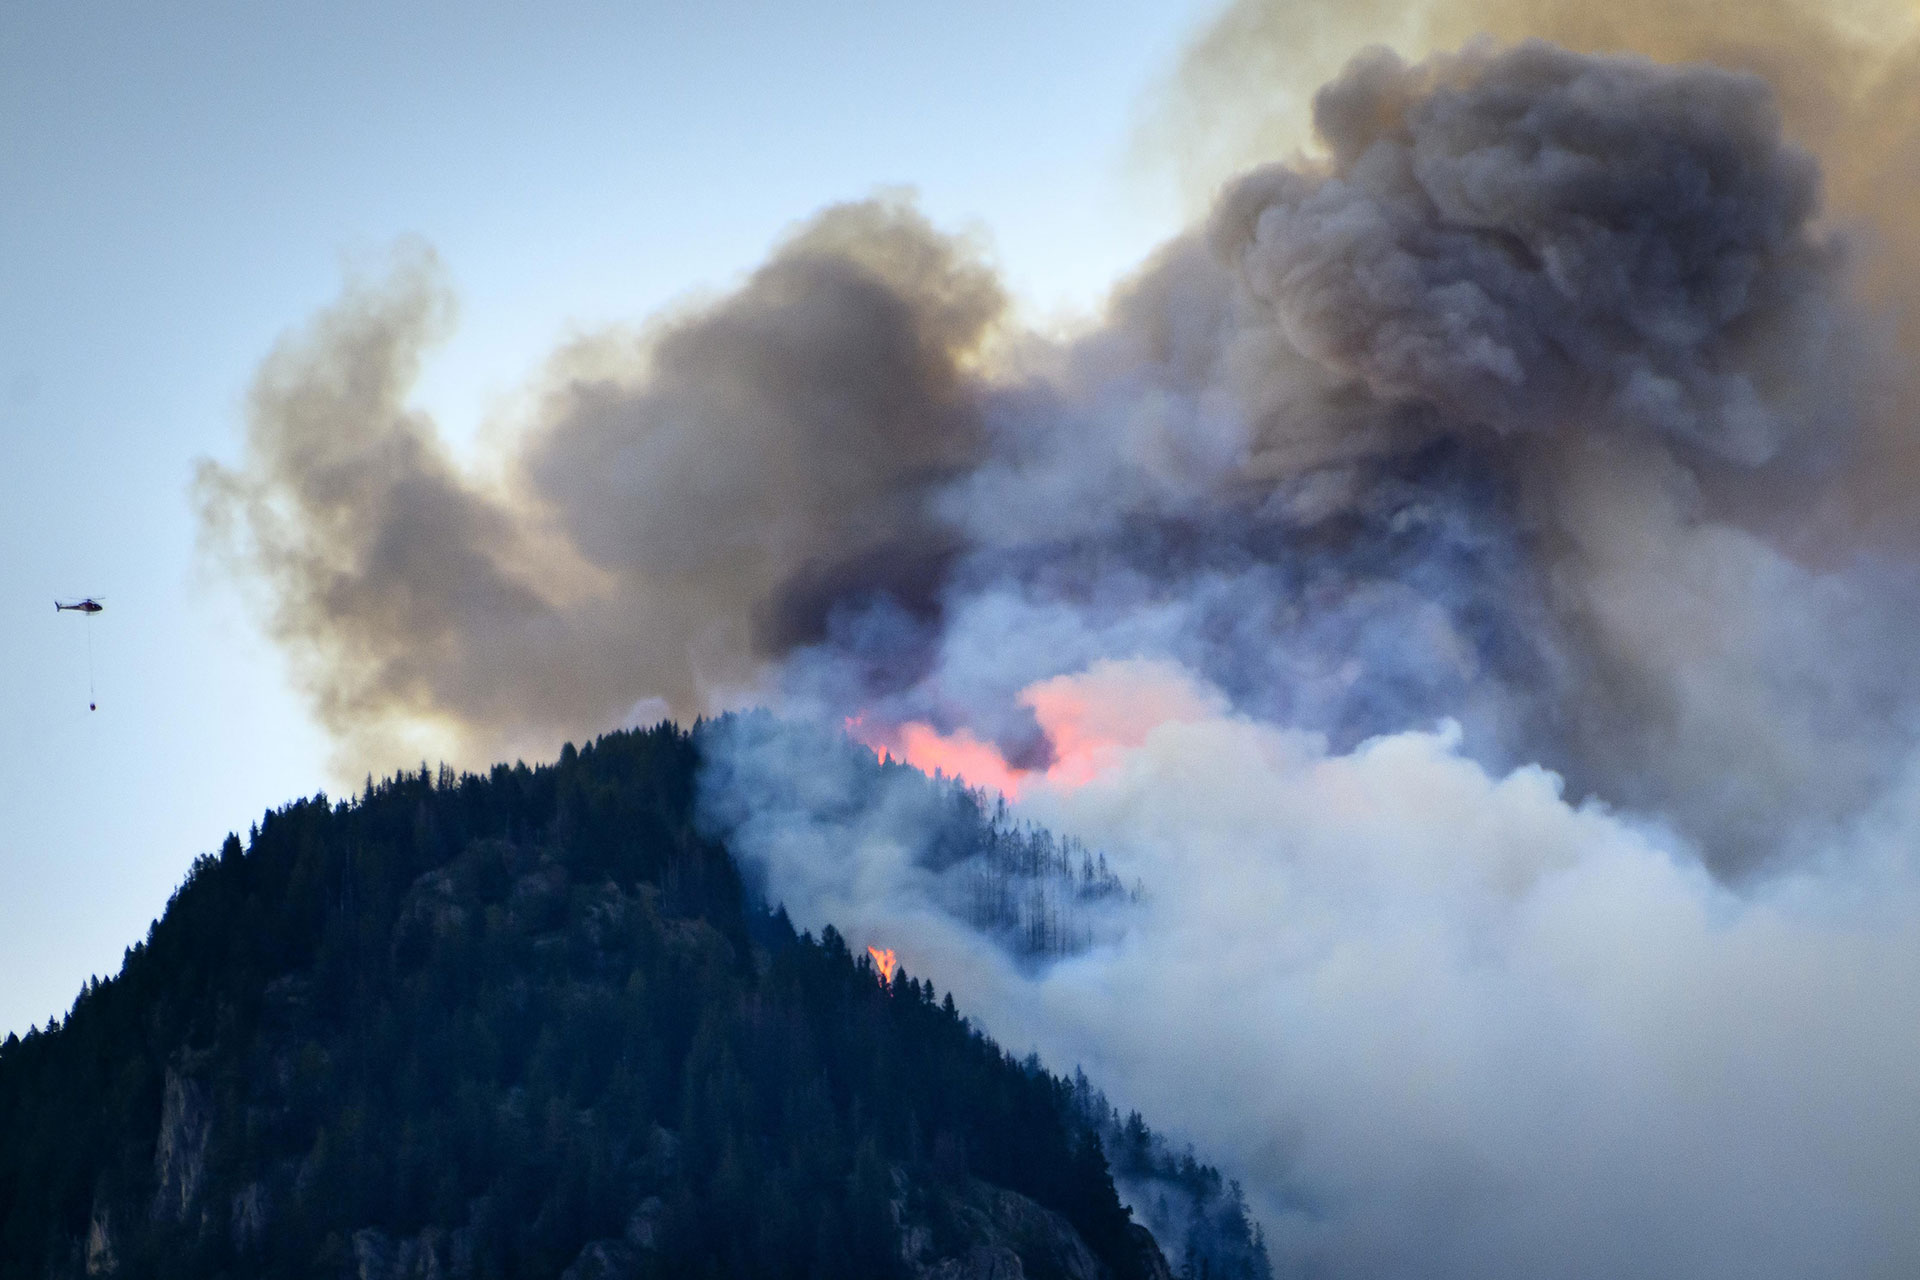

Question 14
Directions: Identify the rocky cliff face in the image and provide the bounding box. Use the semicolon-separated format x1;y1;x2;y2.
47;1049;1172;1280
82;1205;115;1278
151;1066;210;1224
342;1162;1170;1280
35;1067;214;1279
905;1168;1163;1280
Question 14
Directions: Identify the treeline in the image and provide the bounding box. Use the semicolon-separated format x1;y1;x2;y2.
705;711;1140;960
1069;1075;1273;1280
0;720;1256;1278
961;795;1135;958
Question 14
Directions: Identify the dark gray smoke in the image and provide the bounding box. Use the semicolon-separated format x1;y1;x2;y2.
202;27;1920;1280
201;42;1911;871
1214;40;1844;465
1160;38;1898;863
766;40;1904;871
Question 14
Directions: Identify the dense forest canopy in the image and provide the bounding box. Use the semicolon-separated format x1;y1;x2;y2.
0;721;1268;1280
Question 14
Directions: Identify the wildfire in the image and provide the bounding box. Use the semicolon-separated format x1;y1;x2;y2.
846;714;1027;796
845;659;1225;799
867;946;898;985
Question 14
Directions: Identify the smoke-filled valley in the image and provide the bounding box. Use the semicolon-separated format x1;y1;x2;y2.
193;2;1920;1276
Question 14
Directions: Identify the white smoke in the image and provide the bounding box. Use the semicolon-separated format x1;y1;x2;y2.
707;659;1920;1280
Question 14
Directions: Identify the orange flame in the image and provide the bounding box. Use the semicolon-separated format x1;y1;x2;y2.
867;946;898;985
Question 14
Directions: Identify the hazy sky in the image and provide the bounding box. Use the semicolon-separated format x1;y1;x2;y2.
0;0;1220;1037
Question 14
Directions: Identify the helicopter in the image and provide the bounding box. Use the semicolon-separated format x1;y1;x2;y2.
55;597;106;708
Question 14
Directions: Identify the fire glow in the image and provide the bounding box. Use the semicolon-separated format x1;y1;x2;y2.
847;661;1228;799
866;946;898;985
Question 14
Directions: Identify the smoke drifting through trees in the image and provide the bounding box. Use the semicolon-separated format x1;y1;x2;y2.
202;4;1920;1276
709;665;1920;1280
697;714;1136;964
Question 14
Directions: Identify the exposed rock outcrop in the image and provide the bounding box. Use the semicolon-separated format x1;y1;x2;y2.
559;1239;640;1280
151;1067;210;1222
83;1203;115;1276
230;1182;269;1253
923;1244;1028;1280
350;1225;465;1280
902;1174;1167;1280
623;1195;665;1251
1123;1224;1173;1280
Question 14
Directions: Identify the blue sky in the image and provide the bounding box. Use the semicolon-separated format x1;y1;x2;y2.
0;0;1223;1036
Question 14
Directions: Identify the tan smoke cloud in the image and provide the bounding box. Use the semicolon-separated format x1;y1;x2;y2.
197;199;1003;774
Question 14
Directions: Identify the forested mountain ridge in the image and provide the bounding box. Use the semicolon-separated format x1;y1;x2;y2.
0;721;1269;1280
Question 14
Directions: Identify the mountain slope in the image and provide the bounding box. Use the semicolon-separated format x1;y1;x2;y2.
0;723;1263;1280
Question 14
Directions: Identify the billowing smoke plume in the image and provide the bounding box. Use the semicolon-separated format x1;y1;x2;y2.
703;662;1920;1280
198;203;1003;769
201;5;1920;1277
